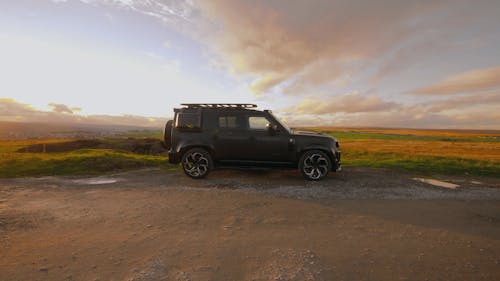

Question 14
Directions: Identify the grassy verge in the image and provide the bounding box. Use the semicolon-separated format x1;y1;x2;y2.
0;149;172;178
0;137;176;178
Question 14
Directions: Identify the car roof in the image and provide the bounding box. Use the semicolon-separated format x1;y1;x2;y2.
181;103;257;109
175;103;270;113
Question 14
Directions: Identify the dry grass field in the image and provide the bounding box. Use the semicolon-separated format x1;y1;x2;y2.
342;140;500;161
313;127;500;177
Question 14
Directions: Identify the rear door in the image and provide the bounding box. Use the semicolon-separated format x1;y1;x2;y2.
213;112;252;161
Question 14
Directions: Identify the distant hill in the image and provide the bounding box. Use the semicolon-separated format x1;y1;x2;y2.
0;121;161;140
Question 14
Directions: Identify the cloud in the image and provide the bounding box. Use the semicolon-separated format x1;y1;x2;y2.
70;0;196;25
426;90;500;112
74;0;450;95
279;60;353;96
48;103;80;114
408;66;500;95
280;91;500;129
0;98;39;116
42;0;500;129
281;104;500;129
285;92;401;115
66;0;500;98
0;99;166;127
250;73;288;95
196;0;458;94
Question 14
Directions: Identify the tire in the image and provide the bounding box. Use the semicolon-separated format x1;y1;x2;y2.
181;148;213;179
299;150;331;181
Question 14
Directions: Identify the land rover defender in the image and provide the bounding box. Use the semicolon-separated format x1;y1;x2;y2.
163;104;341;180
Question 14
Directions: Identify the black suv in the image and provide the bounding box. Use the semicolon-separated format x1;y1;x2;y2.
163;104;341;180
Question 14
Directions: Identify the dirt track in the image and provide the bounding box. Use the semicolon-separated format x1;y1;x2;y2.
1;167;500;281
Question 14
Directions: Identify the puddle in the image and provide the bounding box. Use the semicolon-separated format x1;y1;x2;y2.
73;177;119;185
413;178;459;189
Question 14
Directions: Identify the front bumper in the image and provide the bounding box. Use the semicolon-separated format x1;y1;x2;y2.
331;149;341;171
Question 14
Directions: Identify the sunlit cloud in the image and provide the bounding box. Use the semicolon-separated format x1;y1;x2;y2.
285;92;401;115
408;66;500;95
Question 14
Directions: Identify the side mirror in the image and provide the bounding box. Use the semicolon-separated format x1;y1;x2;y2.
266;123;278;135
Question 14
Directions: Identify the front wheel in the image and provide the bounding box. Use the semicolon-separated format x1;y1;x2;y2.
299;150;331;181
181;148;213;179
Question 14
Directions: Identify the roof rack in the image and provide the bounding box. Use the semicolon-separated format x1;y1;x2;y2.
181;103;257;109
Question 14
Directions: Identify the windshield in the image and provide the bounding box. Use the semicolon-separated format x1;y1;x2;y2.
270;112;292;133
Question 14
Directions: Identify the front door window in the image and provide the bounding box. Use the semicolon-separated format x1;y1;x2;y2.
249;116;270;130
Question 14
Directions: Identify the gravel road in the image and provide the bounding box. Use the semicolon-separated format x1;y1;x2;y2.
1;167;499;280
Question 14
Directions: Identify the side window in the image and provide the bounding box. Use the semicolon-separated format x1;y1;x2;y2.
218;115;243;129
249;116;270;130
176;112;201;129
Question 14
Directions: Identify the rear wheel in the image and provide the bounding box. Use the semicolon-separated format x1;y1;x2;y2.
299;150;331;181
181;148;212;179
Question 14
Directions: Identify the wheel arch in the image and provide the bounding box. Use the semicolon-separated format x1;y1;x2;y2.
297;146;335;165
179;144;215;160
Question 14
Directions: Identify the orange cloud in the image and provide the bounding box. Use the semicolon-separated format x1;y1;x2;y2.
408;66;500;95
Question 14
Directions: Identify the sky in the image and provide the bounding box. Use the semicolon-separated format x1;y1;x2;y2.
0;0;499;129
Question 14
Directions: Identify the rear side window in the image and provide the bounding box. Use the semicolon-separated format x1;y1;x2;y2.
218;115;244;129
176;112;201;129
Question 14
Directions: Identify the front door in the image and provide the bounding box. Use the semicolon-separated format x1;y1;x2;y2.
247;115;291;162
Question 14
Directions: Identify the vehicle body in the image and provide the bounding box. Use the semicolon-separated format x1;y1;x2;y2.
163;104;341;180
